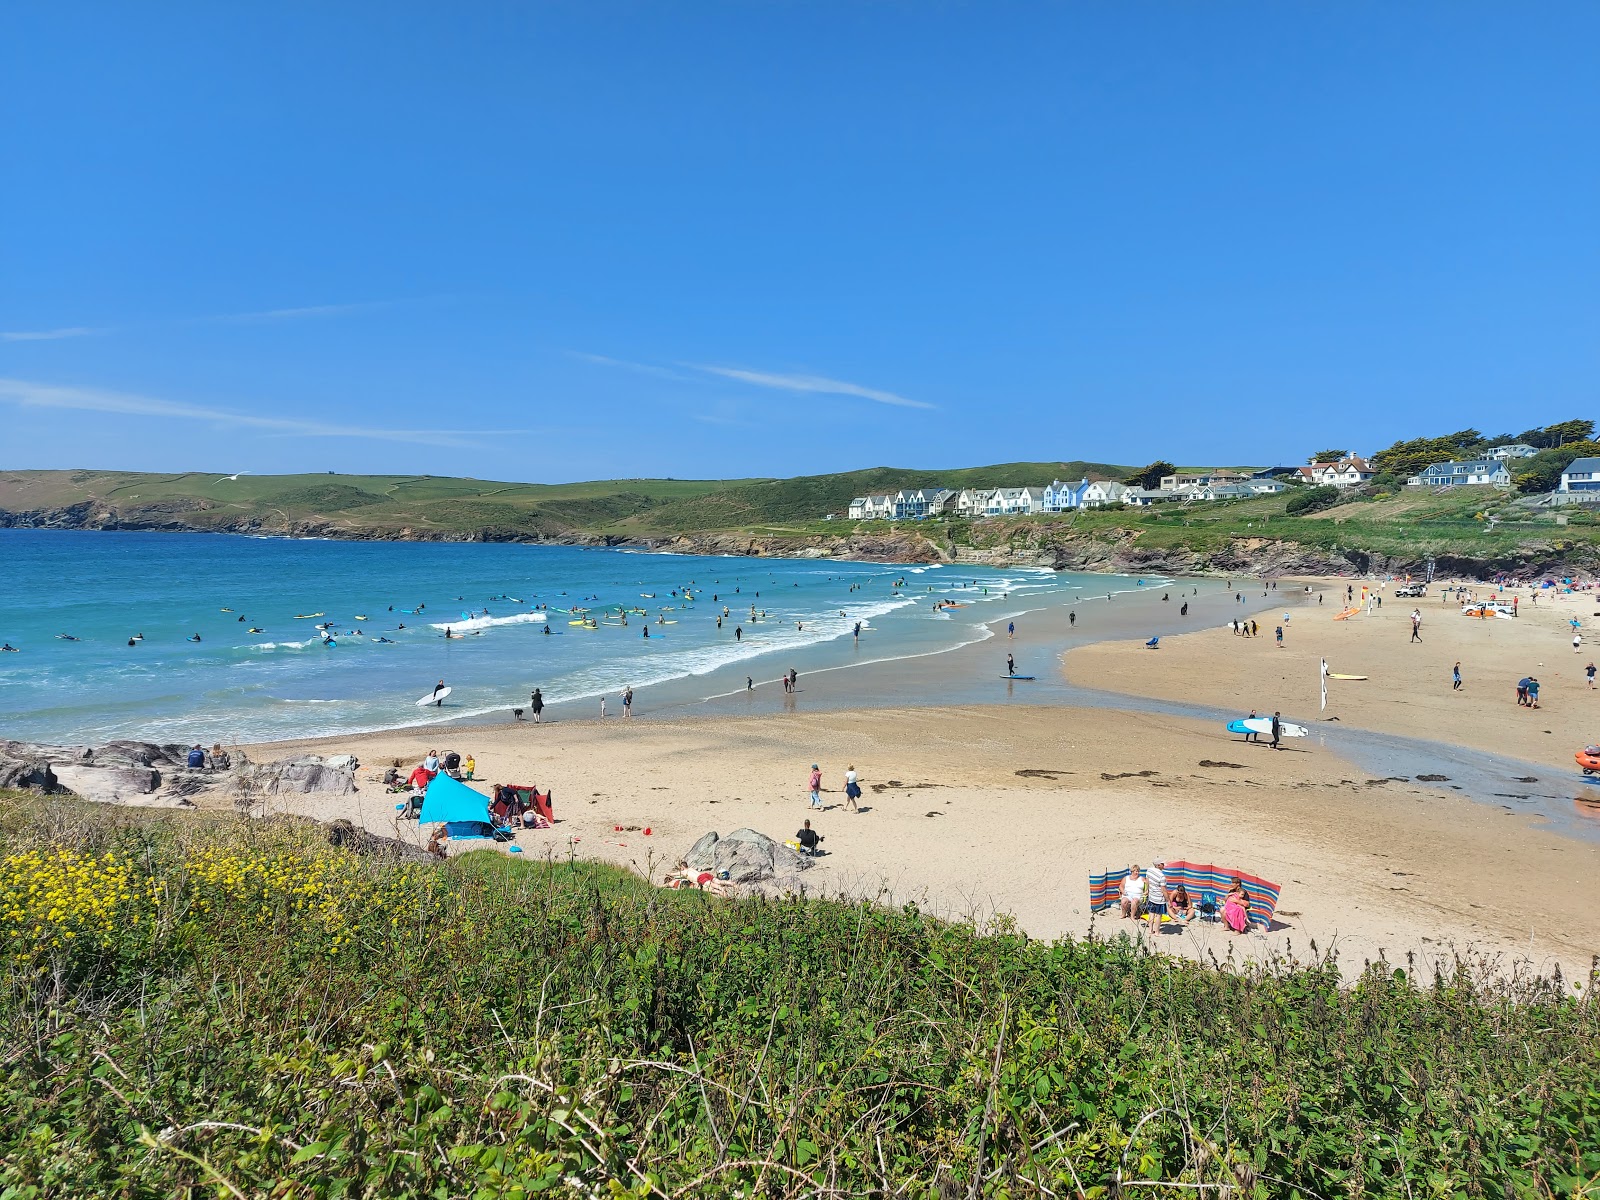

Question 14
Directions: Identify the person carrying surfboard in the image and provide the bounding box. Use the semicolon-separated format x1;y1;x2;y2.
1270;712;1283;751
431;679;446;706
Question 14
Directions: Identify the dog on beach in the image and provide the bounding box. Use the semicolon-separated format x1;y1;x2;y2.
512;708;525;721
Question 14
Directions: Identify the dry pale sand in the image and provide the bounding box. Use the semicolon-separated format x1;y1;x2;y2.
1064;581;1595;774
245;701;1600;981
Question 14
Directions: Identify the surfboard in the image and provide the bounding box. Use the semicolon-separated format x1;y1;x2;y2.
1228;718;1308;737
294;613;326;618
416;687;453;707
1328;673;1368;680
1002;675;1037;680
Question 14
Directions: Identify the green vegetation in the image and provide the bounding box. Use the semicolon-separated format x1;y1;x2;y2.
1285;485;1342;516
2;793;1597;1197
1371;419;1594;484
1307;449;1348;464
1122;460;1176;490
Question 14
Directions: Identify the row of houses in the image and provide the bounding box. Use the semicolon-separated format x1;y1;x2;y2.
840;447;1553;521
845;475;1292;521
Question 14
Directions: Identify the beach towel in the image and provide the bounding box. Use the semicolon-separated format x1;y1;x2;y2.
1090;861;1281;925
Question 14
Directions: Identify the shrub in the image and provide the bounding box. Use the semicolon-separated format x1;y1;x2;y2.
1286;484;1342;515
1;794;1596;1197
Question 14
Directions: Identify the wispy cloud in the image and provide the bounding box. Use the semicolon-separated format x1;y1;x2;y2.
575;350;933;411
567;351;694;383
689;365;934;410
1;327;102;343
0;378;519;448
202;301;400;325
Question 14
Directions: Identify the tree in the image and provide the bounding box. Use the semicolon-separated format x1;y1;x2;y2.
1307;450;1348;464
1123;460;1175;490
1371;430;1486;480
1515;419;1595;449
1514;440;1600;494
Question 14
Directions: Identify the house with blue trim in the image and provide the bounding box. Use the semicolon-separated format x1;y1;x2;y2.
1559;458;1600;494
1407;460;1512;488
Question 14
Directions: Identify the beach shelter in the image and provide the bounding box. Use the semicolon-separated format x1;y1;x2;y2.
1090;862;1282;926
418;772;496;838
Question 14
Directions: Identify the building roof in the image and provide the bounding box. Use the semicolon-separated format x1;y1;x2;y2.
1564;457;1600;474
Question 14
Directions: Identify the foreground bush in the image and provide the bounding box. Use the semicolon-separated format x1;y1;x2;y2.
1;794;1597;1198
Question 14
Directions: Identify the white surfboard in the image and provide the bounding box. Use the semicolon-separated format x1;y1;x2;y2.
416;686;453;707
1242;717;1307;737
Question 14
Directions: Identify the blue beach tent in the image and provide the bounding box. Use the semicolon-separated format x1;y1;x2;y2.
419;772;496;839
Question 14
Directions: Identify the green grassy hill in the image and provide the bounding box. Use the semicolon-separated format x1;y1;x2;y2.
0;466;1589;572
0;462;1131;540
2;790;1594;1196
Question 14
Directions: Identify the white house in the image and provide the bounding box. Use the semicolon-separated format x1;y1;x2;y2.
1407;460;1512;488
1122;487;1166;507
954;488;992;517
847;497;868;520
986;488;1027;515
1159;470;1247;492
1244;479;1288;495
1016;486;1049;515
855;493;893;519
1487;444;1538;461
1315;456;1376;488
1559;457;1600;494
1081;480;1129;507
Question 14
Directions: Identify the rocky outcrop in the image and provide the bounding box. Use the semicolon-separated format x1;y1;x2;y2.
0;741;361;809
683;827;813;889
230;754;360;800
0;740;213;807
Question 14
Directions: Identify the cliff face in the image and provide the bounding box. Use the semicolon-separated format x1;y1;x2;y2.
1;500;1584;578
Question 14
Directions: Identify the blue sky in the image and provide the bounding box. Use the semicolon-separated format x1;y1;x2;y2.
2;4;1595;481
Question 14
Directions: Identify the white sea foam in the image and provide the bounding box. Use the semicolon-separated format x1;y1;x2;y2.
428;611;548;632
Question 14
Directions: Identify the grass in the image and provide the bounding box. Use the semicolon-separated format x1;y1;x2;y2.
2;466;1594;569
2;790;1598;1198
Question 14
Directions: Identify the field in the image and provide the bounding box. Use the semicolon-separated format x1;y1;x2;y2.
2;790;1597;1198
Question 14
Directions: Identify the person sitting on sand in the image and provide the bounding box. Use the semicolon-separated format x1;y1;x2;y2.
381;761;403;790
1167;885;1196;929
796;819;823;856
1119;865;1145;919
1222;880;1252;934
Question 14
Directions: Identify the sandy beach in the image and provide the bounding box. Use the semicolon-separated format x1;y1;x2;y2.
245;684;1600;982
1065;582;1594;774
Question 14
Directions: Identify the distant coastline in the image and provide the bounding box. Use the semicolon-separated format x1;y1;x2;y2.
0;465;1586;578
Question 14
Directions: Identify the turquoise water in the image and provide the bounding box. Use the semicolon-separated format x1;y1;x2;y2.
0;530;1155;745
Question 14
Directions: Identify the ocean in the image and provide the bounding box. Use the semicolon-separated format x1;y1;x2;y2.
1;530;1156;745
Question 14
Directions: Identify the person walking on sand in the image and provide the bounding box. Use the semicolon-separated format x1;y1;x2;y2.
1275;625;1284;647
1008;621;1015;640
1069;611;1076;627
843;764;860;812
1270;711;1283;751
1528;677;1541;708
808;764;823;809
622;686;633;718
1452;662;1462;691
529;688;544;722
1587;662;1596;689
1410;615;1422;643
1575;633;1584;654
599;696;607;719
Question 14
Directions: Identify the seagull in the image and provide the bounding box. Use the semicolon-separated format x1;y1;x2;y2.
216;472;247;482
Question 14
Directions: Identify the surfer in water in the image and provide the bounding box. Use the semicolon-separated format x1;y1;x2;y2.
1;643;17;652
1006;653;1016;677
431;679;446;706
188;634;202;642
